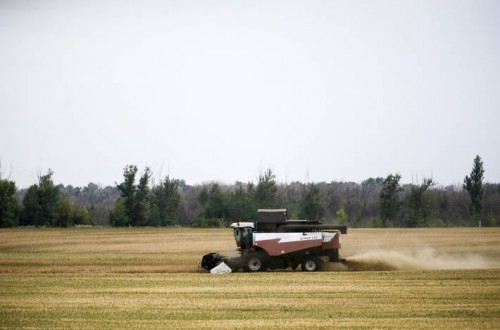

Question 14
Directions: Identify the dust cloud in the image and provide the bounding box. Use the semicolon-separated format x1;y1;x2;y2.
342;248;500;271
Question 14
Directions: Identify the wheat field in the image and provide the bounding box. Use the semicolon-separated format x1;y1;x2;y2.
1;227;499;329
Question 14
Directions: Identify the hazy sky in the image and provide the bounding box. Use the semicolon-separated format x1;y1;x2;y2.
1;0;499;188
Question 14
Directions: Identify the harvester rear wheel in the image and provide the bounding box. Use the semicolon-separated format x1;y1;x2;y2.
301;256;321;272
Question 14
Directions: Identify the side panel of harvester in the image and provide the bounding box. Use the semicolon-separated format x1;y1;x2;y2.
254;232;322;256
254;231;341;256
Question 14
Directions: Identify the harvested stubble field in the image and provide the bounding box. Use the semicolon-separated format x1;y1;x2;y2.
0;227;499;329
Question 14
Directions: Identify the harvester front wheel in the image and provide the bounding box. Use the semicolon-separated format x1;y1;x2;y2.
245;253;267;272
301;256;321;272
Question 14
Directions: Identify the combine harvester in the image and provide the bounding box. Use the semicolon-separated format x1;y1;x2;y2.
201;209;347;273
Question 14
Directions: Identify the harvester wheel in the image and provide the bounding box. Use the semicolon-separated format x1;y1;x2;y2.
301;256;321;272
245;253;267;272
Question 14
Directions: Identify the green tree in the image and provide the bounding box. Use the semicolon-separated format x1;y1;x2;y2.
204;184;227;220
133;167;151;226
112;165;152;226
192;184;230;227
463;155;485;226
198;186;209;207
0;178;19;227
72;205;93;226
336;207;348;224
109;198;128;226
355;178;383;227
226;183;255;221
406;178;435;227
150;176;182;226
56;196;74;227
116;165;138;225
379;174;403;227
21;170;60;227
21;185;40;226
299;183;325;220
255;169;277;208
276;182;301;219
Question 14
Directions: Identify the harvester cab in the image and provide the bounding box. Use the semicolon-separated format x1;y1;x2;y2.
231;222;254;250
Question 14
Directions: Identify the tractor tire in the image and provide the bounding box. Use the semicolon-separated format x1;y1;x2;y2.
301;256;321;272
244;253;268;272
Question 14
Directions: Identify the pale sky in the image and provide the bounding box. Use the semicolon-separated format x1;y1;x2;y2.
1;0;499;188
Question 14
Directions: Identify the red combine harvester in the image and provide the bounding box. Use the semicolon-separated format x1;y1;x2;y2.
201;209;347;272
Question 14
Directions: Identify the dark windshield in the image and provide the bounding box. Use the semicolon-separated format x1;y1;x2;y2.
233;227;253;249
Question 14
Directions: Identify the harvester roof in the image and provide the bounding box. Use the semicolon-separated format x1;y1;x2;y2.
230;222;254;228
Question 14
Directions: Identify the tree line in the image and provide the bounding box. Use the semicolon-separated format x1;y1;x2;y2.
0;156;498;228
